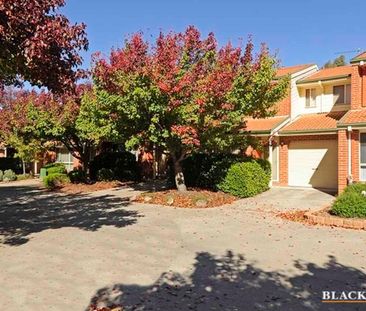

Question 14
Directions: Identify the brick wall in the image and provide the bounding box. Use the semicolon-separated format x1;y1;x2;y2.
338;130;348;193
351;66;362;109
277;139;288;185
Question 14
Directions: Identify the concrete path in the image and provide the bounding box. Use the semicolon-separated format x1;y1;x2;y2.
0;181;364;311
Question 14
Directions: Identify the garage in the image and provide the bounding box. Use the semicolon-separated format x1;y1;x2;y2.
288;139;338;190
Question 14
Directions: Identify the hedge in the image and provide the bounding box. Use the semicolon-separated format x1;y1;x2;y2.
168;153;271;192
218;161;270;198
331;183;366;218
90;152;140;182
43;173;70;190
43;162;67;175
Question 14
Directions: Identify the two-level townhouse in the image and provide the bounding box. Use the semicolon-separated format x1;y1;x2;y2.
246;52;366;193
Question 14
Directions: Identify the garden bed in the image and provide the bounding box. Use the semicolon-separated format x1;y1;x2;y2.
56;181;132;194
277;207;366;230
134;189;236;208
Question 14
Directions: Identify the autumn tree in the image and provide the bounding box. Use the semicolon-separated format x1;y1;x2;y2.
0;89;47;174
0;86;120;176
93;26;289;191
0;0;88;93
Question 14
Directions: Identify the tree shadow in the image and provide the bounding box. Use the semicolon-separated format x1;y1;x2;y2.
88;251;366;311
0;183;142;246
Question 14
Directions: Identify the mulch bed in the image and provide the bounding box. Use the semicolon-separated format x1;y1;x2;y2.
57;181;132;194
277;210;311;224
134;189;236;208
277;207;366;230
89;306;123;311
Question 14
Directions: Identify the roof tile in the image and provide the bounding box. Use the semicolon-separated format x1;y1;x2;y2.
276;64;315;78
245;115;289;133
338;109;366;125
280;111;347;133
298;66;353;84
351;51;366;63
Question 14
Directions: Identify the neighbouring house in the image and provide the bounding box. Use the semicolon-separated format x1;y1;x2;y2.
0;143;79;174
246;51;366;193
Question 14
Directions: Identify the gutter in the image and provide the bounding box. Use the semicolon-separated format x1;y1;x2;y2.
338;122;366;128
297;74;351;85
279;129;337;135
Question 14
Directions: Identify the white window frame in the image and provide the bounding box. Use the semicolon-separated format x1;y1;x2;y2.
56;147;73;171
333;84;351;105
360;132;366;181
305;88;317;108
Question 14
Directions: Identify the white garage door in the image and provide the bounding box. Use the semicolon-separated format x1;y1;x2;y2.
288;139;338;189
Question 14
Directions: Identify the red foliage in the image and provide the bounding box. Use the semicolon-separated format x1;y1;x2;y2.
0;0;88;93
92;26;271;152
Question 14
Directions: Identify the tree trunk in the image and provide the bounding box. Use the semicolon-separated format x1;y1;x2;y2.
173;159;187;192
22;160;26;175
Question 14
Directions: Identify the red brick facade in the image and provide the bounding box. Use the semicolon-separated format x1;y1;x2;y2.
338;130;348;193
351;66;362;109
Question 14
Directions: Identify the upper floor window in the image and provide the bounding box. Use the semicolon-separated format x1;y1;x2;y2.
333;84;351;105
305;88;316;108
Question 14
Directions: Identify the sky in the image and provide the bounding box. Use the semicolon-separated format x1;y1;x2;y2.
62;0;366;69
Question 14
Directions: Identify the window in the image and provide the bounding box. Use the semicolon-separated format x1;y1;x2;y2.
305;88;316;108
361;134;366;181
333;84;351;105
56;146;73;171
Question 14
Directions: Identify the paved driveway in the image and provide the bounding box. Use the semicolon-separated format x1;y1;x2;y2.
246;186;335;212
0;181;365;311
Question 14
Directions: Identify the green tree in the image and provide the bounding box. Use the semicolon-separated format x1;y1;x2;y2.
0;87;120;177
93;26;289;191
29;87;121;175
0;89;46;174
323;55;346;68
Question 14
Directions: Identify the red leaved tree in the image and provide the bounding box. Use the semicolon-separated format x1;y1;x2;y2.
93;26;288;191
0;0;88;93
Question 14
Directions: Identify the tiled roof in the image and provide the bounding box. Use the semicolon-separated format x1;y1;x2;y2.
245;115;289;134
297;66;353;84
350;51;366;63
338;109;366;126
280;111;347;133
276;64;315;78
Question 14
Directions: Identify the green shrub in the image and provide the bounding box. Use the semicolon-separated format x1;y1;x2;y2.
43;173;70;189
97;168;114;181
331;183;366;218
90;152;140;182
16;174;32;181
0;170;3;182
68;169;87;183
168;153;271;191
3;169;17;182
218;161;270;198
44;163;67;175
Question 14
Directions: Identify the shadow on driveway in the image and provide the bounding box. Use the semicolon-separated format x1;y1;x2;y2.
0;183;142;246
87;251;366;311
